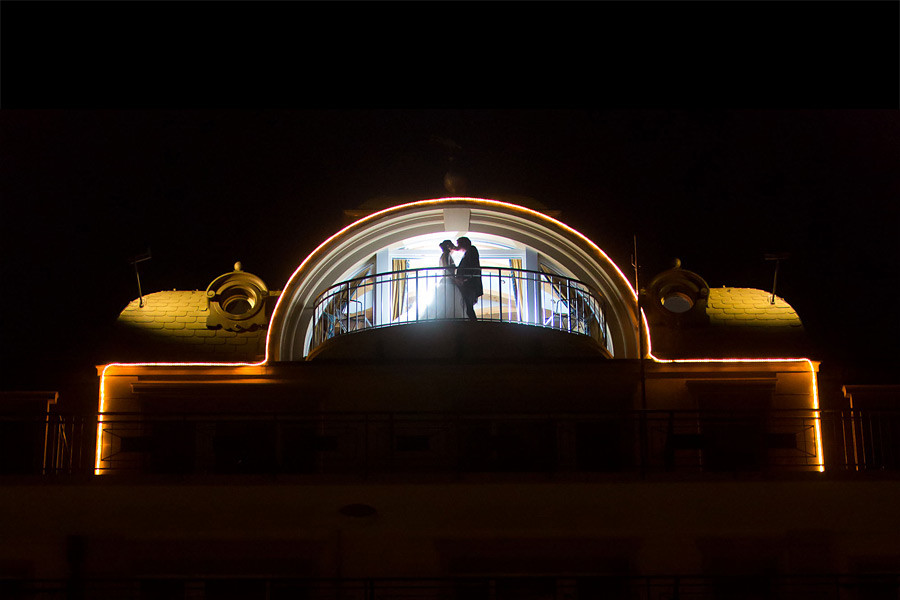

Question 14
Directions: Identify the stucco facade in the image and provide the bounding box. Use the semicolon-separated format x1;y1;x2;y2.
3;198;898;598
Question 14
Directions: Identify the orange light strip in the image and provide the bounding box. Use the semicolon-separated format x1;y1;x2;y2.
94;201;824;476
263;197;645;362
96;198;646;474
94;361;263;474
646;315;824;472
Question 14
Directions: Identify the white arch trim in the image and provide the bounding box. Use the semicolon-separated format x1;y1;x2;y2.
265;198;646;361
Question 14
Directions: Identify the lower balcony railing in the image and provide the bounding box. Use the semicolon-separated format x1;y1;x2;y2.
1;409;885;477
311;267;611;354
3;574;899;600
93;409;825;475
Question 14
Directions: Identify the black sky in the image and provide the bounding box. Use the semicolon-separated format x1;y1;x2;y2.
1;3;898;403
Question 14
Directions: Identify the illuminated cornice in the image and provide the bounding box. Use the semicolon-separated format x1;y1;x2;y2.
95;351;825;474
93;200;825;474
646;310;823;472
94;361;264;474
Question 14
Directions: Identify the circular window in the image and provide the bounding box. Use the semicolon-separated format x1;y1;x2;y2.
221;288;257;317
644;264;710;322
662;291;694;314
205;269;270;331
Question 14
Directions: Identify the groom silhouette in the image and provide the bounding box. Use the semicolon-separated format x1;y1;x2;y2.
455;237;483;321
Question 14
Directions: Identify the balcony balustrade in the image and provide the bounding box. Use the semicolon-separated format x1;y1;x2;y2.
92;409;825;476
311;267;610;354
10;410;900;478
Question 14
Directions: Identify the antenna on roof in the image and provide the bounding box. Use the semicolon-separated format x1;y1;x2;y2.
764;252;790;304
128;249;152;308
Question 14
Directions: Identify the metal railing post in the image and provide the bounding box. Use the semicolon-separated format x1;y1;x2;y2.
498;269;503;323
343;282;350;334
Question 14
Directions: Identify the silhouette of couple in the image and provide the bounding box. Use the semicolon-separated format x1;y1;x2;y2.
426;237;482;321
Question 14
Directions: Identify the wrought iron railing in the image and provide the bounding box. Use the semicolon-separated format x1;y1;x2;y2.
0;413;91;475
2;573;898;599
84;409;900;477
9;410;900;478
310;267;610;353
91;409;824;475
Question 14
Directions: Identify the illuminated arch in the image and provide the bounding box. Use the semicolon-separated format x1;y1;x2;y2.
266;198;644;361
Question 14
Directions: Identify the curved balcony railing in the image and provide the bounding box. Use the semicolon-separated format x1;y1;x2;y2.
311;267;610;353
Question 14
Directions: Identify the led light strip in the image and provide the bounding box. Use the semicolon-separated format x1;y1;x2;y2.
263;197;643;363
94;200;824;474
646;311;824;472
95;361;264;474
96;353;824;474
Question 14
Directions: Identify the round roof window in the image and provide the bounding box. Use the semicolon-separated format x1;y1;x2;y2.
205;268;270;331
661;291;694;314
221;288;257;317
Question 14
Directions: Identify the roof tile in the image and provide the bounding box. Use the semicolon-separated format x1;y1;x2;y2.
116;290;268;360
705;287;803;332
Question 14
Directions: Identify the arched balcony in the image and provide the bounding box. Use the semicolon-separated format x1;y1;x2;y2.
267;199;643;361
310;265;611;355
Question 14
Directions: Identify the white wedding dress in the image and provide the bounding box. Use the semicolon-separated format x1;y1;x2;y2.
426;252;468;320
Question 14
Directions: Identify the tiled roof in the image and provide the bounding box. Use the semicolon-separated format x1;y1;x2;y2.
115;290;271;362
647;287;809;360
706;287;803;329
116;287;807;363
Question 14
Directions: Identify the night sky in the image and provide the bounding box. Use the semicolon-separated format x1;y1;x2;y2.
1;4;898;406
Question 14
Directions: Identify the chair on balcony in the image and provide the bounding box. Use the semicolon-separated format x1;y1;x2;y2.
324;299;372;339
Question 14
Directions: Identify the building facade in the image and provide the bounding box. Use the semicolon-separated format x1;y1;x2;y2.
2;198;899;599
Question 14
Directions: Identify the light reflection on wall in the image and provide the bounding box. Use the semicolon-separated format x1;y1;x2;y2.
93;199;824;475
95;361;263;475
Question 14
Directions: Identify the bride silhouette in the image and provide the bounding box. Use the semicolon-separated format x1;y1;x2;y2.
426;240;467;319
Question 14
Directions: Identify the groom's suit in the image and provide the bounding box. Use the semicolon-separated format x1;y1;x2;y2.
456;245;483;320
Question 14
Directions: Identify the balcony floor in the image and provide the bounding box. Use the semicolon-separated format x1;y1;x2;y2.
307;320;611;362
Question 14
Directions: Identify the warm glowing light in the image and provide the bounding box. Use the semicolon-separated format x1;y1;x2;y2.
97;199;646;473
264;197;646;362
95;199;825;477
648;351;824;472
645;304;823;471
809;359;824;471
94;361;264;475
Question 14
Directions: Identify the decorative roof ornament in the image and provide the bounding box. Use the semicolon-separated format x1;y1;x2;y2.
205;263;271;332
642;259;711;325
